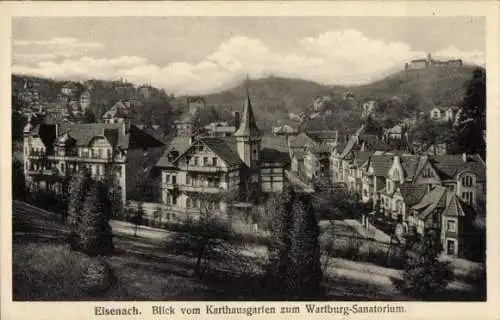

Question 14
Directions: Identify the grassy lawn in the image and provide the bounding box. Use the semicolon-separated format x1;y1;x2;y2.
12;201;483;301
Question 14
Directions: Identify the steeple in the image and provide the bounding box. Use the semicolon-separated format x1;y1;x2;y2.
234;76;261;138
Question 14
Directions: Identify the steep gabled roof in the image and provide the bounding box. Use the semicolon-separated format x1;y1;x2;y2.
156;136;192;168
442;193;466;217
234;91;261;137
261;135;290;164
289;132;316;149
28;123;162;151
412;186;447;212
398;183;428;207
430;154;485;181
340;135;359;158
400;155;421;180
199;137;243;167
368;154;393;176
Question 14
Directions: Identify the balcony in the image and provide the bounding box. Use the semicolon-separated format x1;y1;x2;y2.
178;165;225;173
178;184;223;194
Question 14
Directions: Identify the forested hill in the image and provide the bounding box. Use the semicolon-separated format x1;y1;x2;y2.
12;74;181;136
202;64;481;131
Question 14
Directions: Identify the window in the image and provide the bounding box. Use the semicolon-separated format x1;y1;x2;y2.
172;195;177;205
212;157;218;166
447;219;456;232
165;174;170;184
96;165;101;176
461;191;473;204
422;168;432;178
61;163;65;173
462;175;474;187
171;175;177;184
186;198;191;208
195;157;200;165
203;157;209;166
252;149;258;161
447;240;456;255
446;184;455;192
107;149;112;158
186;174;191;185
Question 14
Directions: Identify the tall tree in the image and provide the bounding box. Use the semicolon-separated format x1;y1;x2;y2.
452;68;486;156
265;186;295;291
288;196;323;299
67;168;92;248
76;181;114;256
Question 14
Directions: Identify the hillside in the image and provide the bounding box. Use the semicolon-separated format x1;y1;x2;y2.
201;65;480;131
351;64;479;111
202;77;346;131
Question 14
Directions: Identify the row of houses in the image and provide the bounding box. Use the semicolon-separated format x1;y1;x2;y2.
290;126;485;258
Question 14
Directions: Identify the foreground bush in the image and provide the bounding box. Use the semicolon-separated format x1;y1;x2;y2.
394;231;453;299
82;258;116;296
13;243;116;300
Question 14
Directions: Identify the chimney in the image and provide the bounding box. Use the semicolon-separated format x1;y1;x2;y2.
462;152;467;163
234;111;241;129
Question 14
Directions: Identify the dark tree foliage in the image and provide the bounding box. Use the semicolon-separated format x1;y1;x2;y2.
67;169;92;230
395;230;453;299
266;187;324;299
266;186;295;290
12;159;26;200
76;181;114;256
409;117;452;154
452;68;486;157
82;109;97;123
364;115;383;136
288;196;324;299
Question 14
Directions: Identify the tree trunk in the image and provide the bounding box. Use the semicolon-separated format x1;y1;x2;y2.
194;242;206;277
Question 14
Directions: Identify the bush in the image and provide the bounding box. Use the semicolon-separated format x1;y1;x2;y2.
394;231;453;299
82;258;116;296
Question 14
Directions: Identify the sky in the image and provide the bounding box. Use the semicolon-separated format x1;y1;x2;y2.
12;17;485;95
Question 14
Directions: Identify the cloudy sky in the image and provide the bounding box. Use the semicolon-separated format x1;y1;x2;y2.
12;17;485;95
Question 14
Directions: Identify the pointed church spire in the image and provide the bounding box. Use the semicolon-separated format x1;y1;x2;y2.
234;75;261;137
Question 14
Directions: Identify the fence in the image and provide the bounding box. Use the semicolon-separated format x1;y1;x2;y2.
321;232;405;269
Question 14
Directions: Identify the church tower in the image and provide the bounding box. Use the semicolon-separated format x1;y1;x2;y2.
234;80;262;169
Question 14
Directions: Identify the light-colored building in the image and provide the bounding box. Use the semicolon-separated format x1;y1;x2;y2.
204;122;236;137
102;100;136;124
156;90;290;218
79;91;92;111
23;120;164;203
61;83;78;97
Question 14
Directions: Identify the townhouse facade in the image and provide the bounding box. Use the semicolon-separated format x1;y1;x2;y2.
345;150;485;258
155;90;290;218
23;119;164;203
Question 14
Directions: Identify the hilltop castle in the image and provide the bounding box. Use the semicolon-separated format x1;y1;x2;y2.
405;53;463;70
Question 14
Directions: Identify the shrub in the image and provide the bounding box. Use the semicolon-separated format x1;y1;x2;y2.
82;258;116;296
394;230;453;299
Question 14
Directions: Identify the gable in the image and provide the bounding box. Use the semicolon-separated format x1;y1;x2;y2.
415;161;441;182
89;136;112;148
388;158;404;182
